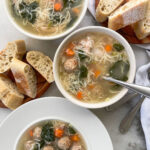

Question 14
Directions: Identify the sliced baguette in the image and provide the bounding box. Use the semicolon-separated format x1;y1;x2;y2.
133;1;150;39
96;0;125;22
11;58;37;98
108;0;148;31
0;75;24;110
0;40;26;73
26;51;54;83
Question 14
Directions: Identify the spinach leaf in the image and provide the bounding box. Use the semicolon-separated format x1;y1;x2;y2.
109;60;129;81
78;50;88;61
41;123;55;142
68;126;76;134
19;1;38;24
79;65;88;79
113;43;124;52
33;144;38;150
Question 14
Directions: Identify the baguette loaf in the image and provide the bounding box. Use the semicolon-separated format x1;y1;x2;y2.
108;0;148;31
26;51;54;83
96;0;125;22
0;75;24;110
11;58;37;98
133;1;150;39
0;40;26;73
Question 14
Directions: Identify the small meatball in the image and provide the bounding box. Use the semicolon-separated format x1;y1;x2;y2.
71;143;83;150
79;36;94;53
33;127;42;139
64;58;78;72
43;145;54;150
93;48;104;58
57;136;71;150
24;140;35;150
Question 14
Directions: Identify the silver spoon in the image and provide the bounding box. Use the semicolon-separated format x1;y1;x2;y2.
103;76;150;98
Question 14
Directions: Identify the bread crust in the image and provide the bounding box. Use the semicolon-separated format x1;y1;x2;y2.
108;0;149;30
11;58;37;98
96;0;125;22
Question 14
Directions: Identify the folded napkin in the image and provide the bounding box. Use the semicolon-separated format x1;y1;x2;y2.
88;2;150;149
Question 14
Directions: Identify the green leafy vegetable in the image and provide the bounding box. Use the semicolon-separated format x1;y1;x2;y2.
109;60;130;81
79;65;88;79
41;123;55;142
113;43;124;52
78;50;88;61
68;126;76;134
19;1;38;23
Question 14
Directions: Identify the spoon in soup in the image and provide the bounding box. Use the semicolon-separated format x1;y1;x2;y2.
103;76;150;98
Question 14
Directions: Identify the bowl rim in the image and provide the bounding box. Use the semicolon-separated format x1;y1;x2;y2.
14;116;91;150
4;0;88;40
53;26;136;109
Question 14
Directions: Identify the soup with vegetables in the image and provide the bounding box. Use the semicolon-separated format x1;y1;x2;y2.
8;0;84;36
17;120;86;150
58;32;130;103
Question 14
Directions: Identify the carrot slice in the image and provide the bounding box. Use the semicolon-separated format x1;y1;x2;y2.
76;91;83;99
105;45;112;52
88;84;95;90
71;134;80;142
54;128;64;138
65;49;75;56
72;7;80;15
94;70;101;78
29;130;33;137
54;3;62;11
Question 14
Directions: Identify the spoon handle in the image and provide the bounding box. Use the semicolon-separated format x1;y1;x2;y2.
104;77;150;98
119;96;145;134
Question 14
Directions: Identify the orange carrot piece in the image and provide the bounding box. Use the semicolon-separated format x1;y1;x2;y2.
105;45;112;52
54;3;62;11
76;91;83;99
72;7;80;14
94;70;101;78
54;128;64;138
68;42;75;49
29;130;33;137
65;49;75;56
71;134;80;142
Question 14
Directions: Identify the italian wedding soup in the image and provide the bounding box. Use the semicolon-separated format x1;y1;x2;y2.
17;120;86;150
8;0;84;36
58;32;130;103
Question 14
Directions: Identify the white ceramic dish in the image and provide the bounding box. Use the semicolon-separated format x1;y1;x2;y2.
0;97;113;150
4;0;88;40
53;26;136;109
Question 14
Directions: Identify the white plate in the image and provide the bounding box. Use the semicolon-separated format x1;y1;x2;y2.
0;97;113;150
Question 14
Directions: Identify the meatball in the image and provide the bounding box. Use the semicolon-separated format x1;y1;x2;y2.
57;136;71;150
43;145;54;150
24;140;35;150
71;143;83;150
64;58;78;72
33;126;42;139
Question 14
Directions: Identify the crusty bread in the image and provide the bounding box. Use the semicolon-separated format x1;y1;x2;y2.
133;1;150;39
96;0;125;22
11;58;37;98
26;51;54;83
108;0;148;31
0;40;26;73
0;75;24;110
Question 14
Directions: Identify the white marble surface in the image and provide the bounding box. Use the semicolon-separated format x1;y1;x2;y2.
0;1;149;150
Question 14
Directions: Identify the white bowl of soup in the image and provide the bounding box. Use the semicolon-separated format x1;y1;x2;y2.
4;0;88;40
14;118;89;150
54;26;136;109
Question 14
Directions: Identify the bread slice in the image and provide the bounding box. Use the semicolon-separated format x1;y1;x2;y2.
108;0;148;31
133;1;150;39
96;0;125;22
11;58;37;98
0;40;26;73
0;75;24;110
26;51;54;83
